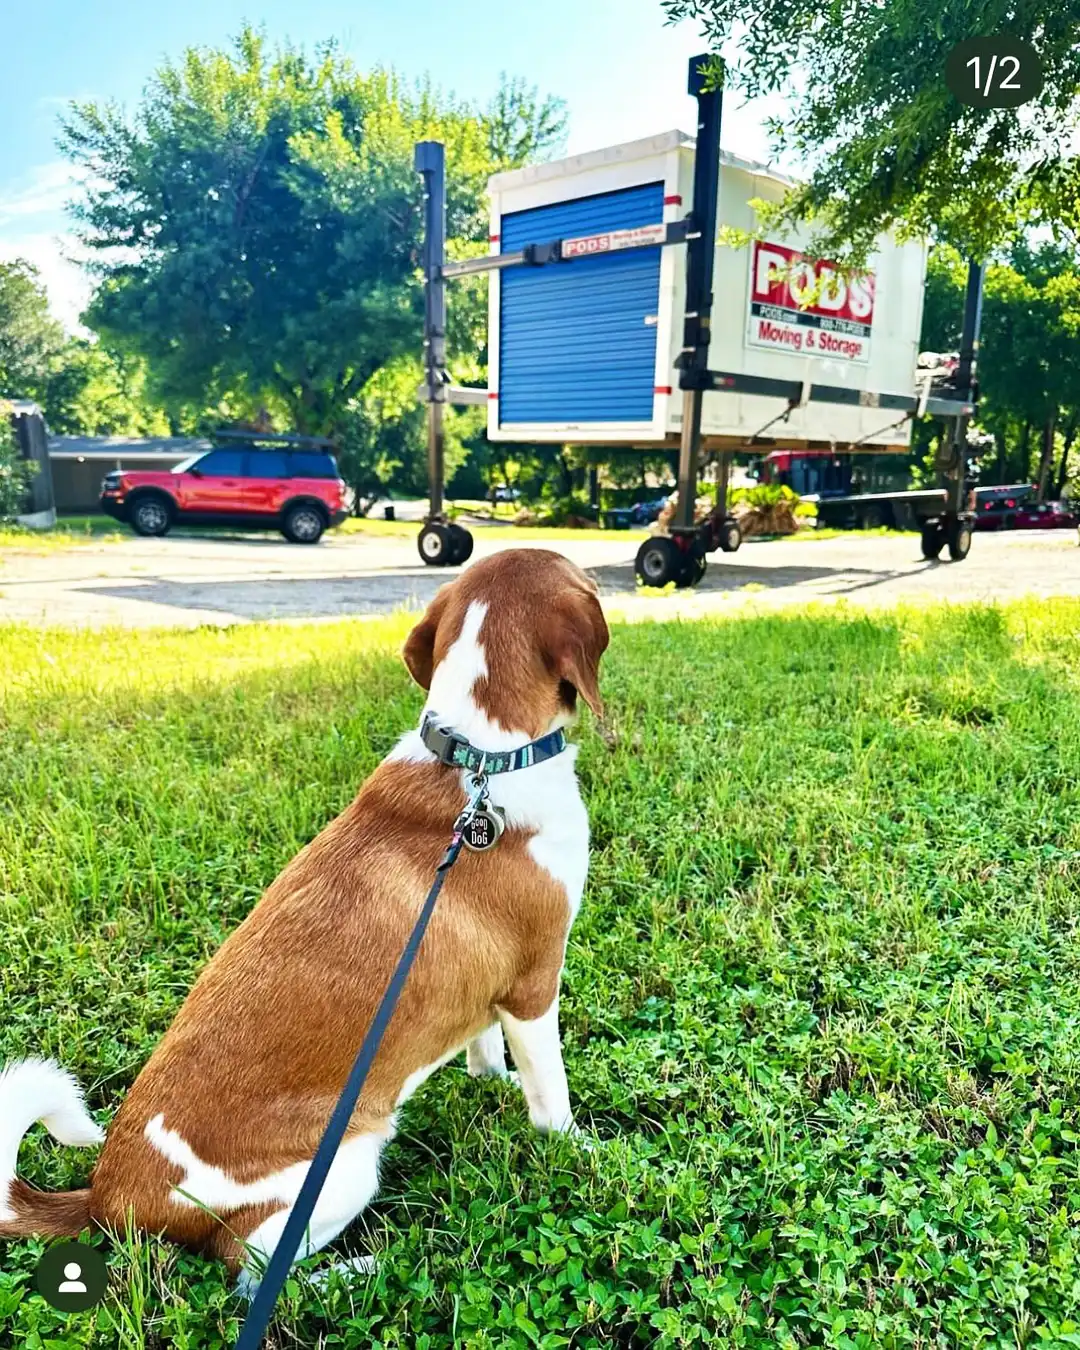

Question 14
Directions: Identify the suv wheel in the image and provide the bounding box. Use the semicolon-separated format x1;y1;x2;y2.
130;494;173;537
282;502;326;544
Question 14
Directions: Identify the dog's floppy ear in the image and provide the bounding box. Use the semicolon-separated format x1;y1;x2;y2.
547;585;609;720
402;588;450;690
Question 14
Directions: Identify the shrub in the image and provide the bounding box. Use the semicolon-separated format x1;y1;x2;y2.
0;410;30;520
728;483;801;510
515;494;597;528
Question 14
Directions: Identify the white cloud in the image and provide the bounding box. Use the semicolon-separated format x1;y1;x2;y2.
0;230;93;334
0;161;80;228
0;161;99;333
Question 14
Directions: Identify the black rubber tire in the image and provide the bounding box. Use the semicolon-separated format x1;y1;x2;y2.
418;522;453;565
920;521;945;560
447;523;474;564
947;518;973;561
681;554;707;587
281;502;326;544
635;536;685;587
718;518;742;554
129;494;173;537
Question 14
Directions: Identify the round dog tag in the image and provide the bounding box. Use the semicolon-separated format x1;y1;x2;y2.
463;805;505;852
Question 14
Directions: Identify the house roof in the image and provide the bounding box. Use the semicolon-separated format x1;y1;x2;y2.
47;435;212;461
1;397;44;417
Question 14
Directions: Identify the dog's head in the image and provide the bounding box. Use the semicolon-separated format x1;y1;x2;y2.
403;549;609;738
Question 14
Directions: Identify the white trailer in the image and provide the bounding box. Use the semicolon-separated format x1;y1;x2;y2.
413;55;983;586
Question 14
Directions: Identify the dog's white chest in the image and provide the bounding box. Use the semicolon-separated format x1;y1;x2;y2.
489;755;590;921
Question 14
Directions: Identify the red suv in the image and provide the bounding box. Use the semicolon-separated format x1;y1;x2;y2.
100;444;348;544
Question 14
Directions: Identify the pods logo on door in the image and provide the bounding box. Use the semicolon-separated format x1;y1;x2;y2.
747;241;875;364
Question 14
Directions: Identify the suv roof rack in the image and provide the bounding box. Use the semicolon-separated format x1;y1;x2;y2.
211;429;336;449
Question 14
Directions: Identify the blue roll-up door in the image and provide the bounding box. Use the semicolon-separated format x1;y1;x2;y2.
499;182;664;424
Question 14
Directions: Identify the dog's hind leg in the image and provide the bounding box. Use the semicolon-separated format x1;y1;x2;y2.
234;1126;389;1299
466;1023;509;1078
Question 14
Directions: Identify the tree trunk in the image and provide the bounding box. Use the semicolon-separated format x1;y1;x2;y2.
1055;417;1079;498
993;429;1008;484
1014;421;1032;484
555;449;573;497
498;456;515;503
1035;415;1057;501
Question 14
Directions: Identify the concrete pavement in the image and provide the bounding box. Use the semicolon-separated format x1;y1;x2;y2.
0;527;1077;628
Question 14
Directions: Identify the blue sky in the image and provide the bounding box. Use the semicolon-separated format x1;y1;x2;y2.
0;0;788;330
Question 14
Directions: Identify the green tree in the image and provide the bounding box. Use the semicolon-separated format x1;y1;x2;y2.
62;27;565;451
0;261;65;400
663;0;1080;262
42;340;172;436
919;240;1080;492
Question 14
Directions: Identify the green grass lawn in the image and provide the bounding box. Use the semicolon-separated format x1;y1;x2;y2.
3;600;1080;1347
0;515;127;551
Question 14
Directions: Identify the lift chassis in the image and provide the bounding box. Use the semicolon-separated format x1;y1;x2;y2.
413;56;983;584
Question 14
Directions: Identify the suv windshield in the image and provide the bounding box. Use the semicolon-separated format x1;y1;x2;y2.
172;453;204;474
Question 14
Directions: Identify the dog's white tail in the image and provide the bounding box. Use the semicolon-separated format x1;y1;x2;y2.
0;1058;104;1236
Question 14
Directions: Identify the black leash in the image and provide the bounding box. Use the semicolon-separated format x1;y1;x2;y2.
234;773;489;1350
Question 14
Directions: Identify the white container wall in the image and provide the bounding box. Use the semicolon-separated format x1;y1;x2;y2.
486;131;928;450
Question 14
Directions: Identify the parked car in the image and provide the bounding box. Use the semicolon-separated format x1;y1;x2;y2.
100;445;348;543
487;484;521;503
602;497;670;529
974;494;1077;532
1009;500;1078;529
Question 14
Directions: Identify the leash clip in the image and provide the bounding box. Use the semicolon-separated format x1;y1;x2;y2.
454;766;489;832
458;756;506;852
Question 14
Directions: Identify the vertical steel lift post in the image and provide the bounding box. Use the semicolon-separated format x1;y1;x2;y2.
414;56;982;585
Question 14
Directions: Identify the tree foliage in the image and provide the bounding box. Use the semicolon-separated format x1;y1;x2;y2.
663;0;1080;262
62;27;566;452
42;340;172;437
0;261;65;399
0;407;31;519
0;260;167;437
919;241;1080;492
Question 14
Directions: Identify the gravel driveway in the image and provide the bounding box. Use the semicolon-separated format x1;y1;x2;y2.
1;527;1077;628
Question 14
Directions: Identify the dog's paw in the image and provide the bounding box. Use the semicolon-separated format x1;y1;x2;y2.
234;1268;261;1301
308;1255;377;1290
561;1121;607;1153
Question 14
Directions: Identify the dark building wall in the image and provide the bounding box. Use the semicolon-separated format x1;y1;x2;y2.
52;458;186;512
11;409;55;515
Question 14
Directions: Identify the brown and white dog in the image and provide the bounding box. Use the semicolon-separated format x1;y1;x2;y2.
0;548;608;1292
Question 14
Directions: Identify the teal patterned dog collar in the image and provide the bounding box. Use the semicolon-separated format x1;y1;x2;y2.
420;712;567;774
